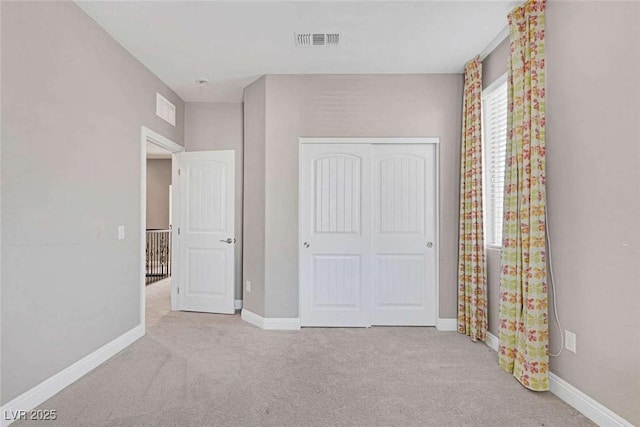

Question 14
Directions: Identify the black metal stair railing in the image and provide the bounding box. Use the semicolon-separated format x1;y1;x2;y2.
145;229;171;285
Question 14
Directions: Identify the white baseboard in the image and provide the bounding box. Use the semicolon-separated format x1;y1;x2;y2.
240;308;264;328
264;317;301;330
484;331;632;427
234;299;243;310
0;324;144;427
436;318;457;331
549;373;633;427
241;309;300;330
486;331;499;351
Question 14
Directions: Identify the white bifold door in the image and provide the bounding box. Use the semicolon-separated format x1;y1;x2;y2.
300;143;436;327
173;150;235;314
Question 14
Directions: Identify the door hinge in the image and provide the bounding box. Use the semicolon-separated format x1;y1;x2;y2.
177;287;180;295
177;227;180;235
178;168;181;176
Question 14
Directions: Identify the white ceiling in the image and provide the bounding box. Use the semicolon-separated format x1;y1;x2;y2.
76;1;514;103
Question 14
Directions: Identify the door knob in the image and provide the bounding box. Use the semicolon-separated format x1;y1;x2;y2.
303;242;310;248
220;238;235;244
426;242;433;248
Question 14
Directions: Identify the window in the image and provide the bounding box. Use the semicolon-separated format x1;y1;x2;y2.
482;75;508;247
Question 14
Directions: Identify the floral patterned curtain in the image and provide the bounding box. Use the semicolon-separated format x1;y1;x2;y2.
457;57;487;342
498;0;548;391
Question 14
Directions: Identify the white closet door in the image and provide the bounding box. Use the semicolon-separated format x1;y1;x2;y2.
300;144;372;327
371;144;436;325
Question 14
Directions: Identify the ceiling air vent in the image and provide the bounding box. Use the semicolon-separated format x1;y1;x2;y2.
295;33;341;47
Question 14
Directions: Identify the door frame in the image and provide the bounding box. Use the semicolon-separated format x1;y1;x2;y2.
140;126;184;332
298;137;440;326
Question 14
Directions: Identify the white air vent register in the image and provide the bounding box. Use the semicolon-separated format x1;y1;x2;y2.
156;93;176;126
295;33;341;47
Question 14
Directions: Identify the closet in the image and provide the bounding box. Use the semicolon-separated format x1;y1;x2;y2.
299;139;438;327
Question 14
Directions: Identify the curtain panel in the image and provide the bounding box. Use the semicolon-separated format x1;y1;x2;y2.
457;57;488;341
498;0;549;391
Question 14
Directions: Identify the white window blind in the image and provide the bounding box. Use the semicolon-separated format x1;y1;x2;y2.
482;77;508;247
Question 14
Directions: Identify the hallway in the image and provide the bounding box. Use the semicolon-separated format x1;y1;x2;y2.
145;278;172;329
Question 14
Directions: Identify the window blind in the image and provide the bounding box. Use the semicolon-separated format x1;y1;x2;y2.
482;79;508;247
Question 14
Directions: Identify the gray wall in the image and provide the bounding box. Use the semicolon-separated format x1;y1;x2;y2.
248;74;463;318
546;2;639;424
146;159;172;230
242;78;267;316
483;2;640;424
1;1;184;404
482;37;509;90
184;102;244;300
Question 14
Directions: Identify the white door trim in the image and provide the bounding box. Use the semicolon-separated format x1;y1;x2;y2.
298;137;440;326
300;137;440;145
140;126;184;331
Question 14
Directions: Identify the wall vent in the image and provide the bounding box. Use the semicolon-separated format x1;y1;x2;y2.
295;33;341;47
156;93;176;126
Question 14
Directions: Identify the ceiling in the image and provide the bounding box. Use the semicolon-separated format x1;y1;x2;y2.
76;1;514;103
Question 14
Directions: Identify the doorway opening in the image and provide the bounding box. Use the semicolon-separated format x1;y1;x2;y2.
140;126;184;331
140;126;238;332
146;147;172;286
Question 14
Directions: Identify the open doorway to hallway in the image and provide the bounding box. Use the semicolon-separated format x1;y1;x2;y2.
146;144;172;286
145;141;173;327
140;126;238;328
141;126;184;330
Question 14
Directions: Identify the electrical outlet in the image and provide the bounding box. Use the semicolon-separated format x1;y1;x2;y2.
246;281;251;293
565;330;577;353
117;226;126;240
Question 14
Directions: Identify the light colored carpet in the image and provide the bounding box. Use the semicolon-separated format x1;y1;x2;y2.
145;277;172;328
19;284;593;427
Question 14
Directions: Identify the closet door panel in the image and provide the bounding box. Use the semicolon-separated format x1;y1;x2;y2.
371;144;436;326
300;144;372;327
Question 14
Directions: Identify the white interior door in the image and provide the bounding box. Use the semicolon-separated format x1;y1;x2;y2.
174;150;235;314
371;144;436;325
300;144;372;326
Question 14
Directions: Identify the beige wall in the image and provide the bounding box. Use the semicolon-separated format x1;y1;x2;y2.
184;102;244;300
253;74;463;318
482;2;640;424
1;1;184;404
545;2;639;424
242;78;267;316
482;37;509;90
146;159;172;230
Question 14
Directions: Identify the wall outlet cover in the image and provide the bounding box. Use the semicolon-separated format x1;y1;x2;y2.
565;330;577;353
